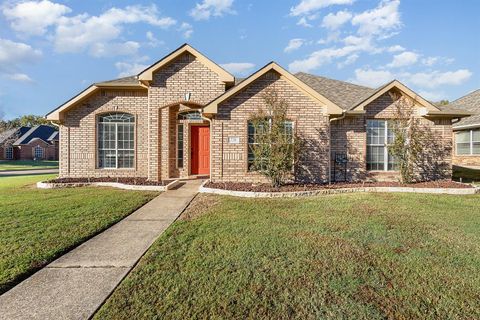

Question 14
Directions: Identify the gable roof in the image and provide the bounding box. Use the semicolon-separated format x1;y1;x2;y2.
0;127;29;145
295;72;375;110
448;89;480;129
13;125;59;146
137;43;234;84
203;62;344;115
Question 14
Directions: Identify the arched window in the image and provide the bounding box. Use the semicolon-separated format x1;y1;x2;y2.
98;112;135;168
177;110;202;120
34;145;44;160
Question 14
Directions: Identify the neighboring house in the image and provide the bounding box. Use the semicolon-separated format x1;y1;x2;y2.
448;90;480;167
0;125;59;161
46;44;470;183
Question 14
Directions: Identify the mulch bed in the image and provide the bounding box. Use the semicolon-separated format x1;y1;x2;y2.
47;177;168;186
205;180;473;192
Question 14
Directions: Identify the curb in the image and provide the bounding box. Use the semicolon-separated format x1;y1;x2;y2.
36;179;180;192
199;181;480;198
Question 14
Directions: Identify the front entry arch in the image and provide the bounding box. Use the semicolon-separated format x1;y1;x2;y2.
190;125;210;175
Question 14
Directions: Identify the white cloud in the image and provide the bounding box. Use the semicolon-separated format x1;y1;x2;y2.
179;22;193;39
284;39;305;53
53;5;176;56
115;60;150;77
337;53;358;68
321;10;352;29
387;45;405;52
387;51;419;68
0;38;42;66
8;73;33;82
351;0;401;36
421;56;454;67
351;68;394;87
297;17;313;27
146;31;164;47
290;0;354;16
405;69;472;89
2;0;71;36
220;62;255;76
190;0;235;21
0;38;41;81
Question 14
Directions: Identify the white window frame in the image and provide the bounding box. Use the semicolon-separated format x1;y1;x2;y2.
5;146;13;160
97;113;135;169
177;124;184;168
456;129;480;156
247;119;294;171
34;145;44;160
366;119;397;171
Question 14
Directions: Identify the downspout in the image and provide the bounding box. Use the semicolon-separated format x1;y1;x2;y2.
328;111;347;184
200;109;213;181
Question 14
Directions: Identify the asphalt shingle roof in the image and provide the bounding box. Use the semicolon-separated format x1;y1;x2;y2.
294;72;376;110
447;89;480;128
94;76;139;86
0;127;30;144
13;125;59;145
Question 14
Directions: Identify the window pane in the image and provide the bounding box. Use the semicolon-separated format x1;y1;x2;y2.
367;146;384;171
98;113;134;168
457;143;471;155
177;124;184;168
456;131;471;143
473;129;480;142
118;150;134;168
472;142;480;155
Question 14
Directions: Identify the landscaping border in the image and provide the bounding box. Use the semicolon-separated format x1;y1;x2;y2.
37;179;181;192
199;181;480;198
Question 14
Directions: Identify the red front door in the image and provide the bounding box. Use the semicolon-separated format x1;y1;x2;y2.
191;126;210;175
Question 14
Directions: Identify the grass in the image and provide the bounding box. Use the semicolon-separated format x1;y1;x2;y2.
0;160;59;171
453;165;480;184
0;174;158;293
96;193;480;319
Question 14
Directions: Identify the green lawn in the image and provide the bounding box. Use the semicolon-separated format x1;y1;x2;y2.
0;174;158;293
0;160;59;171
453;165;480;184
96;193;480;319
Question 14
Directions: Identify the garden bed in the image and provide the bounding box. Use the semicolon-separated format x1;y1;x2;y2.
47;177;168;186
38;177;181;191
205;180;473;192
201;180;478;198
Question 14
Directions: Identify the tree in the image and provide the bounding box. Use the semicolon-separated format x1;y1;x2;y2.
0;115;50;133
249;88;300;187
388;91;426;184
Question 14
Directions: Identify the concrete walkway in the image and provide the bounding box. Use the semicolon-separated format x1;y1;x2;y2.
0;179;202;320
0;168;59;177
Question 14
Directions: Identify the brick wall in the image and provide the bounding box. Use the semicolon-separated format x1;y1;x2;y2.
147;52;225;181
331;91;453;182
210;71;330;184
452;129;480;167
59;89;148;178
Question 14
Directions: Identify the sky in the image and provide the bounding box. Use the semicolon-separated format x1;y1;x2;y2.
0;0;479;119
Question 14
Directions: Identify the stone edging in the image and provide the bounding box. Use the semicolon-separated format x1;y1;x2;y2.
199;181;480;198
37;179;181;192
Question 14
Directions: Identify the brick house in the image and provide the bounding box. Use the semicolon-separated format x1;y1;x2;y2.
46;44;470;183
448;90;480;167
0;125;59;161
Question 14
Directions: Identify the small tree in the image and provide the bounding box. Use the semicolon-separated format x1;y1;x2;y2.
249;88;300;187
388;91;426;184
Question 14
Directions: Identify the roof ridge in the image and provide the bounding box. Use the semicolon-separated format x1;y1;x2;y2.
451;88;480;104
295;72;374;90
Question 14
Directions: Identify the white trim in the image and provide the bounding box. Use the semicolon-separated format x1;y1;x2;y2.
453;123;480;130
455;128;480;156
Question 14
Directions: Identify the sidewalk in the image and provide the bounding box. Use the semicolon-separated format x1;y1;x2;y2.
0;169;59;177
0;179;202;320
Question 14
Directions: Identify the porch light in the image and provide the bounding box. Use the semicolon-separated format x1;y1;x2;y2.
184;92;191;101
